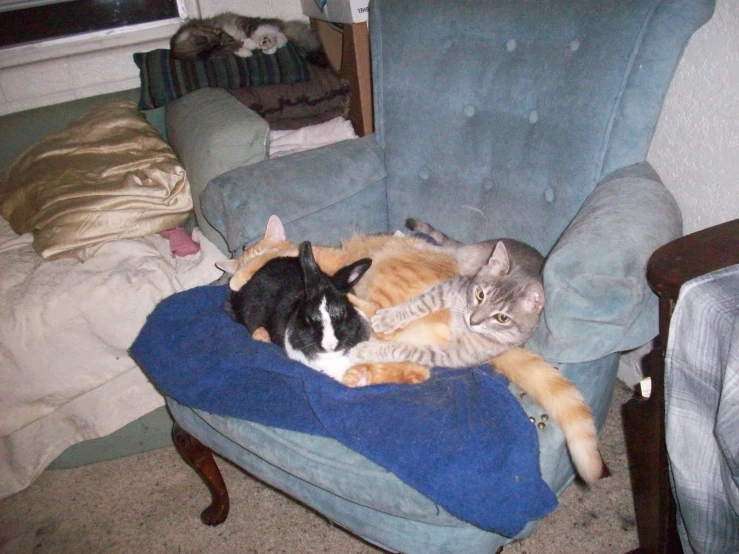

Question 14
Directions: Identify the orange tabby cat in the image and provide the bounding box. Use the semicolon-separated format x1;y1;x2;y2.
219;215;603;484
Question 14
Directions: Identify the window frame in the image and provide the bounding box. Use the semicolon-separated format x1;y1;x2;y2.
0;0;200;69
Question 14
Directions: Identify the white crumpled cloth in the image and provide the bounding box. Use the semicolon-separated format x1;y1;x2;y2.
269;117;357;158
0;216;224;498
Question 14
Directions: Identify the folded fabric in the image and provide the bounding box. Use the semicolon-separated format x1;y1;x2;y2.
130;285;557;537
0;100;191;261
228;65;350;130
665;265;739;552
159;227;201;257
0;215;225;498
134;44;311;110
269;117;357;158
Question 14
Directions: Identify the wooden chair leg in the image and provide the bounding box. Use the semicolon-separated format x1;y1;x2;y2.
172;422;230;526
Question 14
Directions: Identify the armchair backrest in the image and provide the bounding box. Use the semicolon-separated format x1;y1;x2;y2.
371;0;714;254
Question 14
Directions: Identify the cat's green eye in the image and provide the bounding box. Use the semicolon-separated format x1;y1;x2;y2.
495;313;510;323
475;287;485;302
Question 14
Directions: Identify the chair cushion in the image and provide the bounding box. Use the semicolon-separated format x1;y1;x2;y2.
166;88;271;254
134;44;311;110
130;284;558;536
201;134;388;252
527;162;682;363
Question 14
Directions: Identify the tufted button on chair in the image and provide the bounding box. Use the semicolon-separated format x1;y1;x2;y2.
132;0;715;552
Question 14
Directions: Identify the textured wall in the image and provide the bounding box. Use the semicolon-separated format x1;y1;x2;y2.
647;0;739;235
199;0;302;18
620;0;739;386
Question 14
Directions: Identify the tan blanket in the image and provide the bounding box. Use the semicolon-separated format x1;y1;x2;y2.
0;100;192;261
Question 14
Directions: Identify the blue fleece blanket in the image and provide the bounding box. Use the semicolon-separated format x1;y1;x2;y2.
130;285;556;536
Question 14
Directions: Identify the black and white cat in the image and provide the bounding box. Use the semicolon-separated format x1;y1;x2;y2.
227;241;372;381
171;12;322;61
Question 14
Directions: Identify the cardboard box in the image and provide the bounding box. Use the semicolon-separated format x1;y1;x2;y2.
300;0;369;24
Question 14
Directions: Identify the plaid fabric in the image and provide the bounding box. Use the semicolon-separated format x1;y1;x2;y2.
665;264;739;554
134;44;311;110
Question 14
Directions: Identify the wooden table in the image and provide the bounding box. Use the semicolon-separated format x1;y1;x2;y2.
623;218;739;554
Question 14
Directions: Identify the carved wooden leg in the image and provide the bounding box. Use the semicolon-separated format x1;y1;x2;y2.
172;422;230;526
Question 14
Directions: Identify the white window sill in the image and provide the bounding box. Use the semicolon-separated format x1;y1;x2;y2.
0;18;184;69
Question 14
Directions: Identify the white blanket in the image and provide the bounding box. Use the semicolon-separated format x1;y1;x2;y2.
269;117;357;158
0;216;224;498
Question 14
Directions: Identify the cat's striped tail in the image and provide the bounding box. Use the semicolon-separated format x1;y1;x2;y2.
491;347;603;485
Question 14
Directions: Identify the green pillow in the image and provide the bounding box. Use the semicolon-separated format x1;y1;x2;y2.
134;44;311;110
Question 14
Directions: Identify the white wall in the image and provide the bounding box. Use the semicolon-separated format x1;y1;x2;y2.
621;0;739;386
198;0;302;18
647;0;739;235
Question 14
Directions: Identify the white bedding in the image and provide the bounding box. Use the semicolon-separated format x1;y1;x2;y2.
0;216;224;498
268;116;357;158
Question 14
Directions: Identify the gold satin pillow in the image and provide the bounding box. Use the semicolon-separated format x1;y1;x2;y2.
0;100;192;261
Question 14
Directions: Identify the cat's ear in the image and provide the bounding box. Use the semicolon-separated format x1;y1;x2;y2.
522;281;546;314
298;241;323;291
332;258;372;293
264;215;286;243
216;258;240;274
487;241;510;274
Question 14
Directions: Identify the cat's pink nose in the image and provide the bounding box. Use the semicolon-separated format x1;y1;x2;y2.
469;313;486;326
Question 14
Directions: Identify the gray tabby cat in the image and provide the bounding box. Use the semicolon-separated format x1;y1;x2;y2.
349;218;545;368
171;12;321;61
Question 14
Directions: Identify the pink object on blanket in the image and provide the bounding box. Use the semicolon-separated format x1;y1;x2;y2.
159;228;200;257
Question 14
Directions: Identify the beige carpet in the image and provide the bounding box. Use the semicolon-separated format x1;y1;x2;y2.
0;382;639;554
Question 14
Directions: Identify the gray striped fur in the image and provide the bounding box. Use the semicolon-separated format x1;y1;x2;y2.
350;220;546;368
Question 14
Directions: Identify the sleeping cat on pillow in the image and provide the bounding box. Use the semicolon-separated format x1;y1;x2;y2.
220;216;603;485
170;12;321;61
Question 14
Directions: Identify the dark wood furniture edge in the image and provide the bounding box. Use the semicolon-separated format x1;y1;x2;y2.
340;22;373;137
646;219;739;301
309;19;373;137
172;422;230;526
623;219;739;553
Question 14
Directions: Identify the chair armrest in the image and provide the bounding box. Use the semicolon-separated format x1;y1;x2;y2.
528;162;682;363
201;134;388;254
166;89;270;253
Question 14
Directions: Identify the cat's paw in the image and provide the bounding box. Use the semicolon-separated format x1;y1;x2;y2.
371;307;409;334
349;342;386;363
251;327;271;343
342;365;370;387
234;46;254;57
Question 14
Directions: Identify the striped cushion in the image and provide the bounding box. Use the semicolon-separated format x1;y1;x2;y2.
134;44;311;110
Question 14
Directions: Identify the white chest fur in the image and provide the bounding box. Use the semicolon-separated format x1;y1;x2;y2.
284;334;353;381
